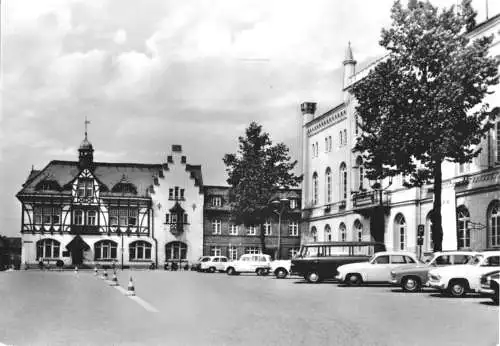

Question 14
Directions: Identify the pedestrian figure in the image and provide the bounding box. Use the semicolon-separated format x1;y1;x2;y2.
38;259;44;271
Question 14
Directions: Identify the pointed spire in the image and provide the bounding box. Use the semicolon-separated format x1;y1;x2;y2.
343;41;356;65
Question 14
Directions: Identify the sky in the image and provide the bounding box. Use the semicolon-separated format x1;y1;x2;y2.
0;0;499;237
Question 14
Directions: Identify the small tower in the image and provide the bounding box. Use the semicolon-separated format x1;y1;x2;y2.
78;117;94;170
299;102;317;208
343;42;357;90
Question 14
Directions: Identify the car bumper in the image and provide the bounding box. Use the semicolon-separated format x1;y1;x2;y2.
478;287;495;295
390;279;400;285
427;281;446;290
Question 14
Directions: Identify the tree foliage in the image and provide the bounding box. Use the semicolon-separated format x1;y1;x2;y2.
352;0;499;251
223;122;302;253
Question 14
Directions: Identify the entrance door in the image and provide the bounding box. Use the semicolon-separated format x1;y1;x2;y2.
71;248;83;265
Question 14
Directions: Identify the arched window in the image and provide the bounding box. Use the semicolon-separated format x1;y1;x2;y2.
324;224;332;241
328;136;332;151
339;223;347;241
354;220;363;242
325;137;328;152
325;167;332;204
94;240;118;260
339;163;347;200
129;241;152;260
36;239;60;259
165;241;187;260
344;129;347;145
339;131;343;146
315;142;319;157
356;156;364;190
312;143;315;158
489;201;500;247
311;226;317;242
456;206;470;249
312;172;319;205
394;214;406;250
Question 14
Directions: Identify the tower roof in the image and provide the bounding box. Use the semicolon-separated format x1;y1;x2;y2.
79;136;93;151
343;42;356;65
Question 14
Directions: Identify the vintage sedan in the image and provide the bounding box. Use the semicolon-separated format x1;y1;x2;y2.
390;251;477;292
428;251;500;297
479;270;499;305
336;251;419;286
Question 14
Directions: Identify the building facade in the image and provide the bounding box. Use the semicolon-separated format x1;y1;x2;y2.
299;15;500;255
17;135;205;269
203;186;302;260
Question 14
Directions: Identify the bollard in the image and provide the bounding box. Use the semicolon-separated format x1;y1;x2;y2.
102;269;108;280
109;272;119;286
74;266;78;274
126;276;135;296
94;266;98;276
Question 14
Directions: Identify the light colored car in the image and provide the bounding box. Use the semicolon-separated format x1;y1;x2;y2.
271;260;292;279
192;256;211;271
479;270;499;305
225;254;272;276
390;251;477;292
199;256;229;273
336;251;419;286
427;251;500;297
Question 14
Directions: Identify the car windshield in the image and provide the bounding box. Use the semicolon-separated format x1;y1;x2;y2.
467;255;483;265
201;258;211;262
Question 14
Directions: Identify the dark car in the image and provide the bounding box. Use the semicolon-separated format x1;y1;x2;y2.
291;241;386;283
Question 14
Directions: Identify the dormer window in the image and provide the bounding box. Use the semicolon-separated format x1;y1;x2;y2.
78;179;94;197
212;196;222;207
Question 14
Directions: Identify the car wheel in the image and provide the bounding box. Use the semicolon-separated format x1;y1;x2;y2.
402;276;421;292
346;273;362;287
306;271;321;283
227;267;236;275
275;268;288;279
208;267;216;273
448;279;467;297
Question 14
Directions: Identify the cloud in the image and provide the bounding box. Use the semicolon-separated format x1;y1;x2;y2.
113;29;127;45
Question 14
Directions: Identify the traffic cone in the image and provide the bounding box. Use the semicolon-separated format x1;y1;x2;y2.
109;272;119;286
126;276;135;296
74;266;78;274
102;269;108;280
94;267;98;276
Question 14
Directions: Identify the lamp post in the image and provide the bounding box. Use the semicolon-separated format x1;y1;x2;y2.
271;198;289;260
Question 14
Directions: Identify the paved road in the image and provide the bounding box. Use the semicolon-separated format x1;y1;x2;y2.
0;270;498;346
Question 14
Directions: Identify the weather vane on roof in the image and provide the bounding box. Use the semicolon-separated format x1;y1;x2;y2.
84;116;91;140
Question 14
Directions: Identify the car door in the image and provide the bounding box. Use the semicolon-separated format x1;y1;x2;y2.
218;257;228;271
365;255;390;281
479;255;500;275
212;257;220;270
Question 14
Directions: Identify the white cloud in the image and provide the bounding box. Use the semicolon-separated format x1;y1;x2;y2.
113;29;127;45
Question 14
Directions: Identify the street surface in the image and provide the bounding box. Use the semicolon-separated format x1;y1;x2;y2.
0;270;498;346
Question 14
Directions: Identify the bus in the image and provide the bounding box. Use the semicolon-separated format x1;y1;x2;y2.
290;241;386;283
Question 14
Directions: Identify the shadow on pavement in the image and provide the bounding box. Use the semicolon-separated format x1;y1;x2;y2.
428;292;484;299
479;300;498;306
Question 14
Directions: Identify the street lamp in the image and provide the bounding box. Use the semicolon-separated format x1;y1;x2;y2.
270;198;289;260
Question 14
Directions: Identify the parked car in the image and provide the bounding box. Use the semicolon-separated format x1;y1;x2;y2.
291;241;386;283
336;251;419;286
479;270;499;305
271;260;292;279
427;251;500;297
199;256;229;273
225;254;271;276
390;251;477;292
192;256;211;272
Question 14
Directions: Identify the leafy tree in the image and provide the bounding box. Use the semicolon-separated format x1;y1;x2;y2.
223;122;302;255
352;0;499;251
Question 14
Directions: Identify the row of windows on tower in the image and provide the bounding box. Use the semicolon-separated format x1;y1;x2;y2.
169;187;185;200
165;213;189;224
312;129;348;158
210;220;299;236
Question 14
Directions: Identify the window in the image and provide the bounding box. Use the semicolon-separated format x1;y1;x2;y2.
229;224;239;236
311;226;317;242
344;129;347;145
288;221;299;236
289;199;297;209
73;210;84;225
339;131;343;146
169;186;185;200
356;157;364;190
95;240;117;260
325;137;328;152
210;246;222;256
315;142;319;157
169;188;174;200
404;256;416;264
435;255;452;265
457;206;470;248
165;241;187;260
77;179;93;197
264;221;272;236
87;210;97;226
355;113;359;136
394;214;406;250
109;208;138;227
36;239;60;259
373;255;389;264
129;241;152;260
489;202;499;247
324;224;332;241
339;163;347;200
312;172;318;205
496;121;500;162
328;136;332;152
34;206;61;225
289;247;300;259
483;256;500;267
452;255;471;265
339;223;347;241
391;255;406;264
211;219;222;235
325;167;332;204
228;246;238;260
354;220;363;242
312;143;315;158
244;247;260;255
247;225;257;236
212;196;222;207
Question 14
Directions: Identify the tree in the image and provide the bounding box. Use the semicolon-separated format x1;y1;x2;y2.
352;0;499;251
223;122;302;255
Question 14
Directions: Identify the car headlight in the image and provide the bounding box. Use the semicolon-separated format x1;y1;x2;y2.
390;270;395;275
